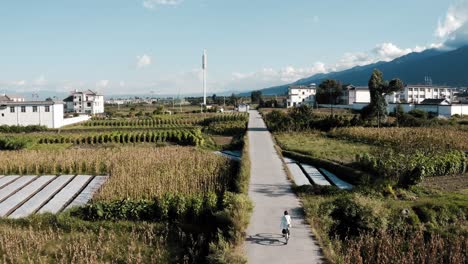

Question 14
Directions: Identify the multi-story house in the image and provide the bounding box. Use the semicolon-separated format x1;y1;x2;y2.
386;85;456;104
64;90;104;115
286;83;316;108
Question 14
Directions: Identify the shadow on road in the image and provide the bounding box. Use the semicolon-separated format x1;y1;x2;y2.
246;233;287;246
251;183;292;198
248;127;269;132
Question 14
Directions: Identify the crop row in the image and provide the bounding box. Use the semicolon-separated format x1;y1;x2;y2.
83;118;200;127
0;146;235;199
200;113;248;125
37;129;204;146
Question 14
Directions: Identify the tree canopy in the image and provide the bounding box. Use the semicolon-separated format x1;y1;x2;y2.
361;69;403;124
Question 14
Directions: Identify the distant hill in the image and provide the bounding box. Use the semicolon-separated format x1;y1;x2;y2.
257;45;468;96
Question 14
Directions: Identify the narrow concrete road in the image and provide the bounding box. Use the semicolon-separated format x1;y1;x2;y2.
245;110;323;264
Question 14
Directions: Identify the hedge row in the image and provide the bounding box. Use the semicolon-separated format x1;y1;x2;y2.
199;114;248;126
73;192;220;222
38;129;204;146
84;118;200;127
206;120;248;136
357;150;467;186
0;125;48;133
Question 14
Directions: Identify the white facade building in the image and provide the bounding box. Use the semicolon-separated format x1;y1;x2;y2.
345;86;371;104
0;101;64;128
64;90;104;115
386;85;456;104
286;84;317;108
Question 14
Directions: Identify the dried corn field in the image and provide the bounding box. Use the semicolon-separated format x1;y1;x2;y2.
0;146;236;200
330;127;468;151
0;221;170;263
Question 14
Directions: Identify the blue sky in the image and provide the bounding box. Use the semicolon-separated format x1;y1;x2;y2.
0;0;466;96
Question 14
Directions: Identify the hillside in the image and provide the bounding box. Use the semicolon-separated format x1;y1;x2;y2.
258;46;468;95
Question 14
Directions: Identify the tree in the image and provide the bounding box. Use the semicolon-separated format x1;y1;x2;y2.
361;69;403;126
229;93;240;106
211;94;217;104
251;90;263;103
318;79;343;115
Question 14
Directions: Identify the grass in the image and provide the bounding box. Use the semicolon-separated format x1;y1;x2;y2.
275;131;374;164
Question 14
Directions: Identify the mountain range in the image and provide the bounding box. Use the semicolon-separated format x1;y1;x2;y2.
256;45;468;96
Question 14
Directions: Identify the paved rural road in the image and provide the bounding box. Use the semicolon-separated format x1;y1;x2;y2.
245;110;323;264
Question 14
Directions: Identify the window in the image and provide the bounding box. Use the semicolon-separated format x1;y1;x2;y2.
10;106;15;113
21;106;26;112
45;106;50;112
33;106;38;112
87;102;92;107
86;96;89;101
1;113;3;117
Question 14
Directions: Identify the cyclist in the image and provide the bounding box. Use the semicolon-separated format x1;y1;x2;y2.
280;210;292;244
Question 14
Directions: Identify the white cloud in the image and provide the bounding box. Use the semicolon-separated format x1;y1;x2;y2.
11;80;26;86
96;80;110;89
435;0;468;48
227;63;327;90
435;1;468;38
142;0;183;9
34;74;47;86
136;54;152;68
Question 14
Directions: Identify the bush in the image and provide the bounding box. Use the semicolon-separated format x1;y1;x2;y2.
328;195;387;239
0;136;32;150
0;125;47;133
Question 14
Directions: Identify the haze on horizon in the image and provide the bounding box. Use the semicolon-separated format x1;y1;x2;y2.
1;0;468;96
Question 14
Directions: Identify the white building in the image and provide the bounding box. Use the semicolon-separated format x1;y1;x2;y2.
344;85;371;104
0;94;25;102
64;90;104;115
386;85;456;104
286;84;317;108
238;104;250;112
0;101;64;128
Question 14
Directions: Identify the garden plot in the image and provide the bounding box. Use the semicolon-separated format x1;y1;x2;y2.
0;175;108;218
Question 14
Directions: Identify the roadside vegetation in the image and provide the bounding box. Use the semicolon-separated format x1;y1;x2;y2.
262;70;467;263
0;111;251;263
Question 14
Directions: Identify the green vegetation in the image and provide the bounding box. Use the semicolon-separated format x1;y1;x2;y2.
0;111;250;263
0;125;47;133
275;131;373;164
263;89;467;263
297;186;467;264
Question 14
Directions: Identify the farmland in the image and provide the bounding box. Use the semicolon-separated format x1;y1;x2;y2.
0;112;251;263
264;106;468;263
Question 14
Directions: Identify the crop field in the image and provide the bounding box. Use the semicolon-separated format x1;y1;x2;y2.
330;126;468;151
0;146;235;199
0;111;250;263
267;108;468;263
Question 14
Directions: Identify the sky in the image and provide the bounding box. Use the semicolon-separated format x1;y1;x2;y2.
1;0;468;96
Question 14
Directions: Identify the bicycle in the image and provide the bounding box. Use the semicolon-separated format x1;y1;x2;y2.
283;227;290;244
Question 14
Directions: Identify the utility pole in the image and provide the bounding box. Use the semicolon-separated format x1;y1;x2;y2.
202;49;207;106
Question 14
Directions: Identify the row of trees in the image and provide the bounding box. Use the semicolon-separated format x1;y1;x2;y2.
316;69;404;124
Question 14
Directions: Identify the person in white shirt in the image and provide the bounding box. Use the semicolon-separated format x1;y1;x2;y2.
280;210;292;241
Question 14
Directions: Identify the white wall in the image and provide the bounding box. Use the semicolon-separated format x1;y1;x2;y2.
0;103;64;128
62;115;91;127
355;90;370;103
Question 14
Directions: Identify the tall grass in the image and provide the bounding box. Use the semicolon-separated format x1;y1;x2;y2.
0;220;170;263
